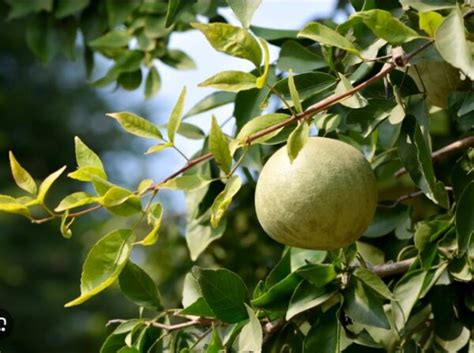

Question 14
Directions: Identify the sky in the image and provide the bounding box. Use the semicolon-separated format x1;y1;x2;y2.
97;0;346;211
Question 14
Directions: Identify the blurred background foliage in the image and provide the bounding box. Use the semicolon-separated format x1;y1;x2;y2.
0;2;282;352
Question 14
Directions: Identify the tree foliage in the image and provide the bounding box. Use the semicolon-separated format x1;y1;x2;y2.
1;0;473;352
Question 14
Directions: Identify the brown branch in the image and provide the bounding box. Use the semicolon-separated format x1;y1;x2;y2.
371;258;415;278
395;136;474;178
378;186;453;208
107;316;214;332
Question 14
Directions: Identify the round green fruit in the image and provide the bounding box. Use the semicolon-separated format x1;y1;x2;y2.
255;137;377;250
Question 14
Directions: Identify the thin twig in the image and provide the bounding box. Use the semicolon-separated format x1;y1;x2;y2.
106;317;213;332
172;145;190;162
372;258;415;278
378;186;453;208
395;136;474;178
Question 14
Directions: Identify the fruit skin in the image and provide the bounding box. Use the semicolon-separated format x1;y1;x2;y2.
255;137;377;250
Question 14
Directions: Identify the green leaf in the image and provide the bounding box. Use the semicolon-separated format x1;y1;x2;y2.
161;49;196;70
74;136;105;174
67;166;107;182
167;86;186;143
353;267;393;300
287;121;309;163
55;192;97;212
255;37;269;89
185;211;226;261
298;22;359;54
268;72;337;105
89;30;131;48
207;325;224;353
296;264;337;288
165;0;196;27
226;0;262;28
435;8;474;80
37;166;66;203
286;281;337;320
288;69;302;113
277;40;327;73
199;70;258;92
184;91;236;118
236;113;290;143
391;269;427;331
343;278;390;329
100;332;127;353
145;142;173;155
55;0;89;18
99;186;135;207
118;261;162;309
238;304;262;352
290;248;327;271
9;151;37;194
180;273;215;317
144;67;161;99
177;123;206;140
419;11;444;37
137;203;163;246
117;70;142;91
209;116;232;174
400;0;457;12
5;0;53;19
192;267;249;323
107;112;162;140
398;116;449;208
60;211;73;239
355;9;420;44
0;195;31;217
192;22;262;67
160;174;213;191
251;273;300;309
304;306;340;353
456;181;474;256
65;229;135;307
334;73;368;109
210;175;242;228
105;0;141;26
26;14;59;63
363;205;408;238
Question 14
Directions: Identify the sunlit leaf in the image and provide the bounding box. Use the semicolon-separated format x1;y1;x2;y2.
9;151;37;194
55;192;97;212
107;112;163;140
160;174;213;191
198;70;258;92
167;86;186;143
137;203;163;246
435;8;474;80
226;0;262;28
209;116;232;174
192;22;262;67
238;304;262;352
298;22;359;54
287;121;309;163
65;229;134;307
255;37;269;89
355;9;420;44
210;175;241;228
184;91;236;118
37;166;66;203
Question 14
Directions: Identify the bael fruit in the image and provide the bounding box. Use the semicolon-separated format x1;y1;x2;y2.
255;137;377;250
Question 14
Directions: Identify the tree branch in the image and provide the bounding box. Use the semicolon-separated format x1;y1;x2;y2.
371;258;415;278
147;43;435;192
395;136;474;178
378;186;453;208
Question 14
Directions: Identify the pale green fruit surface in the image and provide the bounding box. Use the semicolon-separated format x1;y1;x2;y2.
255;137;377;250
